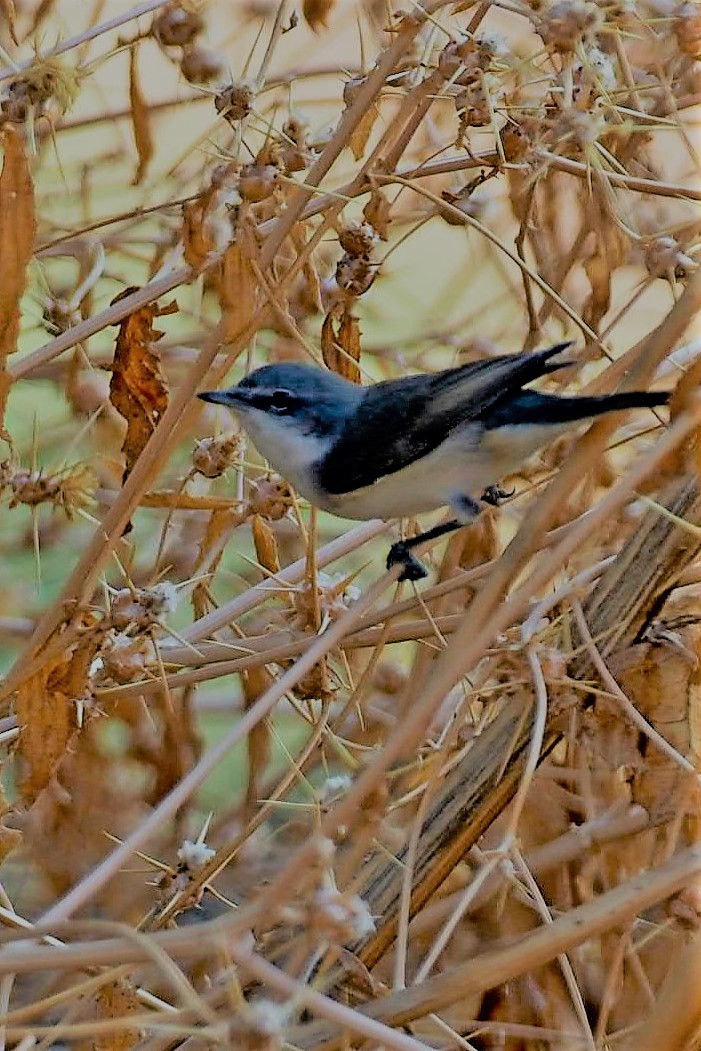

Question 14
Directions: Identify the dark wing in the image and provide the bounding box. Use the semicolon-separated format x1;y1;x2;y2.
315;343;572;495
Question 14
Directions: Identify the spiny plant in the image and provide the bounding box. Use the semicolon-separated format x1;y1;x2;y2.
0;0;699;1048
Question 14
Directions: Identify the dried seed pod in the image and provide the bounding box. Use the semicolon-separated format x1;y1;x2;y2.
180;46;227;85
569;43;619;108
335;253;376;297
674;0;701;55
1;58;81;123
247;476;293;520
500;119;536;161
152;3;204;47
538;0;604;50
644;236;697;280
192;433;241;478
238;162;279;203
547;106;606;150
99;632;153;684
280;112;314;172
338;221;379;257
455;77;492;129
282;111;310;147
3;462;96;518
110;582;179;632
215;81;255;124
438;36;476;79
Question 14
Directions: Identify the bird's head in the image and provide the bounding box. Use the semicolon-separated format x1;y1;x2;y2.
198;363;362;473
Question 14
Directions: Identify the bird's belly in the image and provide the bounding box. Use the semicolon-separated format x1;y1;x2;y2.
320;427;504;521
318;421;565;521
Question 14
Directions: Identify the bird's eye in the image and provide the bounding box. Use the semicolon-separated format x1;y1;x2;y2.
268;389;293;413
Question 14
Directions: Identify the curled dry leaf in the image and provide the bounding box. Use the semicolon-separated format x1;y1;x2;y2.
0;126;35;441
108;288;177;482
218;238;260;343
242;664;273;815
583;225;628;331
15;624;103;806
303;0;336;31
76;978;142;1051
128;44;154;186
363;189;391;240
321;307;362;384
252;513;281;574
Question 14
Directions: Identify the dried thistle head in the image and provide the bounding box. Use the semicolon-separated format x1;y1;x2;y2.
2;461;96;519
192;433;241;478
338;221;379;257
335;253;377;297
673;0;701;55
238;161;280;203
152;2;205;47
1;57;82;124
109;582;179;632
537;0;605;51
180;45;227;85
292;571;360;630
644;236;697;280
98;632;153;684
215;80;255;124
247;476;293;520
280;887;375;943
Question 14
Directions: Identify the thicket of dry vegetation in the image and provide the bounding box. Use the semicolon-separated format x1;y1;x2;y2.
0;0;700;1047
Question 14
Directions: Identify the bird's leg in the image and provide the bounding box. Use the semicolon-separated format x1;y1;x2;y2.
481;483;515;507
386;518;464;582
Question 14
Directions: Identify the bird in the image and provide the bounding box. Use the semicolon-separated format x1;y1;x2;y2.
198;343;668;581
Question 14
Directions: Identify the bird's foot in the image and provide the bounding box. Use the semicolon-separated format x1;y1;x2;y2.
481;483;516;507
386;541;428;582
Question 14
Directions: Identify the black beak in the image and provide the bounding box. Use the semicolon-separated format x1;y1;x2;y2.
198;389;245;407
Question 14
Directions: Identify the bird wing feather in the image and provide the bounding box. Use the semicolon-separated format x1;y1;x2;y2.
315;343;572;495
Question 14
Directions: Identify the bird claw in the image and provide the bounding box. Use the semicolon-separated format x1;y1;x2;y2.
386;541;428;582
481;483;515;507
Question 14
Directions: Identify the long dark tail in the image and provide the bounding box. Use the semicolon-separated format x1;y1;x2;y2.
484;389;668;428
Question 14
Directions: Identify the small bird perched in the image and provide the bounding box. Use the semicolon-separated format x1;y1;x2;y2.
199;344;668;581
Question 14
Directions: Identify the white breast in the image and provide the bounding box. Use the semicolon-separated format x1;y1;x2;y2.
319;421;574;521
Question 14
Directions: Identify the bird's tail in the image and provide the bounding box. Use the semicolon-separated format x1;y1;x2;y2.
485;389;668;428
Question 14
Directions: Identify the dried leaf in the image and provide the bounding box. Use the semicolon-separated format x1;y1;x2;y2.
349;103;379;161
15;627;102;806
218;238;260;343
108;288;177;480
252;513;280;573
583;226;627;332
0;126;35;440
303;0;336;31
91;978;141;1051
182;190;217;270
321;307;362;383
242;665;273;816
24;715;145;899
363;190;391;240
128;45;153;186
